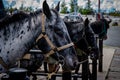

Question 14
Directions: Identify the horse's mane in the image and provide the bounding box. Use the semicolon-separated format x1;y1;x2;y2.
0;11;30;29
0;9;59;30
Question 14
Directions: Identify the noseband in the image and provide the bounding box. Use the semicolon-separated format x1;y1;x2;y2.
36;14;74;62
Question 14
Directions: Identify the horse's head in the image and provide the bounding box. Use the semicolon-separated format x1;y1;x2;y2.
64;17;99;59
64;21;85;43
37;1;78;71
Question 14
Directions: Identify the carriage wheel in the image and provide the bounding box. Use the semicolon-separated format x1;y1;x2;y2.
98;39;103;72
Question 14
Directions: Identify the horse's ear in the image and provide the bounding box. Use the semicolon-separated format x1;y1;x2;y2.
43;0;52;19
84;18;89;26
55;1;60;12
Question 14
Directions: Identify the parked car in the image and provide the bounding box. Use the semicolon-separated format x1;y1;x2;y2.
63;12;83;22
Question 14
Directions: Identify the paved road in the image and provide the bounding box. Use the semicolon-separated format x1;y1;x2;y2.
103;26;120;47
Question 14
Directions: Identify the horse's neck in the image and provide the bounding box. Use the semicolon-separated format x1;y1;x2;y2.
0;15;41;70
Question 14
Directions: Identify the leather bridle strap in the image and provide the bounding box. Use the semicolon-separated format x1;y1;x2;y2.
45;42;74;57
36;13;74;58
57;42;74;51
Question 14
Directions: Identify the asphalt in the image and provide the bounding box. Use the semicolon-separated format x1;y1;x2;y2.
104;26;120;47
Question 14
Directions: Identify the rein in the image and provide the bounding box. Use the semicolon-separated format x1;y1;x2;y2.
36;13;74;58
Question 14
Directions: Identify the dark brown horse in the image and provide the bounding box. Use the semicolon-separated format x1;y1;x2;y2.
55;2;99;80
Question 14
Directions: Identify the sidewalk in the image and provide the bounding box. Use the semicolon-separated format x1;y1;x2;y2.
105;49;120;80
97;45;116;80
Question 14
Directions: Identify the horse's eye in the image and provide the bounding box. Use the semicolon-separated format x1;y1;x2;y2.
56;30;62;34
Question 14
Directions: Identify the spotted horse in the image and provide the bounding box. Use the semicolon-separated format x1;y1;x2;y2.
0;0;78;80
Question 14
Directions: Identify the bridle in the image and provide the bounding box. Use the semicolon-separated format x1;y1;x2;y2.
36;13;74;63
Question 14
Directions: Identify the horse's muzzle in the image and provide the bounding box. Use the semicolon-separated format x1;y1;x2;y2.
74;61;79;68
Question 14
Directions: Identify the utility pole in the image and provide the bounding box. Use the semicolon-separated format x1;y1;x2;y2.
73;0;77;14
98;0;103;73
98;0;100;13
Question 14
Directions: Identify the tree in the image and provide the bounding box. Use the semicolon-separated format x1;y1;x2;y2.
0;0;6;19
70;0;79;13
60;0;68;13
70;0;74;12
79;0;93;15
86;0;91;9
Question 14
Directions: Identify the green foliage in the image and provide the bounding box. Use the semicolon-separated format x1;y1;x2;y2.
6;6;34;13
9;7;14;13
79;0;93;15
109;11;120;17
78;7;93;15
69;0;93;14
60;1;68;13
61;7;68;13
70;0;74;12
86;0;91;10
69;0;79;13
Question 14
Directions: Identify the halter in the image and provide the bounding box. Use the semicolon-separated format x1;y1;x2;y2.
35;13;75;79
0;13;74;71
36;13;74;59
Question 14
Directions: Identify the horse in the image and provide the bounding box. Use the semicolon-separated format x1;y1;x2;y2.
54;2;98;80
63;18;99;80
65;17;112;80
0;0;78;75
